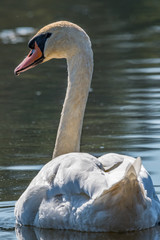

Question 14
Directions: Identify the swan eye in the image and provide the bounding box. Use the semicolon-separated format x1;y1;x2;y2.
45;32;52;38
28;32;52;52
28;39;35;49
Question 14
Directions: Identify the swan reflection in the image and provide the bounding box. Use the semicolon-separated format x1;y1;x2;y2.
15;225;160;240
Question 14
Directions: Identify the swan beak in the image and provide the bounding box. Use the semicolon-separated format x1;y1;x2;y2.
14;42;44;76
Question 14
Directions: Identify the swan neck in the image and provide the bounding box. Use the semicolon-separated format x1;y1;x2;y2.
53;47;93;158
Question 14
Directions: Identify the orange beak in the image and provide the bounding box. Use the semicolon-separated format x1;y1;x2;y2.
14;42;44;76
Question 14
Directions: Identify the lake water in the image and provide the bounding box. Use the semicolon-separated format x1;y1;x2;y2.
0;0;160;239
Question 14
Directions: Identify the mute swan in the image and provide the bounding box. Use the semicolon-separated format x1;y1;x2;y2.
14;21;160;232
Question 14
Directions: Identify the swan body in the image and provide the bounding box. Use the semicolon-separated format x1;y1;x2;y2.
14;21;160;232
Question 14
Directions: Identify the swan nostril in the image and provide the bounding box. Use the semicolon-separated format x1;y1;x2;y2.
28;49;34;57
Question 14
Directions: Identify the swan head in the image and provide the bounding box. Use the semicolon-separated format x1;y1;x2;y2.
14;21;91;75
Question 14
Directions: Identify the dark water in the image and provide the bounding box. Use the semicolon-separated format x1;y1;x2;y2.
0;0;160;239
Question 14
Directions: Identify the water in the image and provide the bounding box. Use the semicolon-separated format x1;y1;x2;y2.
0;0;160;239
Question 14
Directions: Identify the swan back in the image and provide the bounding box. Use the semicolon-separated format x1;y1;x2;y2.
15;152;160;231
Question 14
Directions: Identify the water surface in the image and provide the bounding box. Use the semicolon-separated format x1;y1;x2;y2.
0;0;160;239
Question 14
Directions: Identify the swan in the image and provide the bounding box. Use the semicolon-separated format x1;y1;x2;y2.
14;21;160;232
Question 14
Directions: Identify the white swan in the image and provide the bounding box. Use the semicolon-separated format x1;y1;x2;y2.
14;21;160;232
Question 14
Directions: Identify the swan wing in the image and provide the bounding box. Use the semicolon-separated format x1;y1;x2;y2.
15;152;160;231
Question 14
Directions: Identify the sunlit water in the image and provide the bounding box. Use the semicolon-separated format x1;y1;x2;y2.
1;0;160;239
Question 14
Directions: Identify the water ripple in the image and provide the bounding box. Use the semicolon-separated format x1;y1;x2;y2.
0;165;43;171
0;27;35;44
0;201;15;230
124;67;160;74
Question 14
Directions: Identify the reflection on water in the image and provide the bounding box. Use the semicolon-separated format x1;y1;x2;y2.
15;225;160;240
0;165;42;171
0;0;160;239
0;27;35;44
